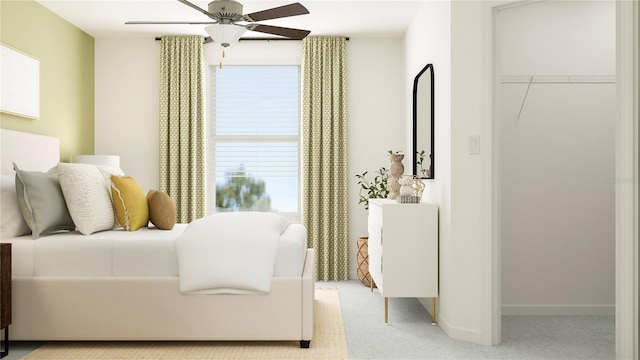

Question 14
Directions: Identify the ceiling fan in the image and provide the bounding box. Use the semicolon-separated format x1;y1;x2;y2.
126;0;311;47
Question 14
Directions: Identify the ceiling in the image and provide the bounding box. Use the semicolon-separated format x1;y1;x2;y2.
36;0;425;40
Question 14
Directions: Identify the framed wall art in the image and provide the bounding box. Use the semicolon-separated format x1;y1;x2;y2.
1;44;40;120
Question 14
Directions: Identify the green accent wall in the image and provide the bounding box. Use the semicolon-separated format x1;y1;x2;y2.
0;0;94;162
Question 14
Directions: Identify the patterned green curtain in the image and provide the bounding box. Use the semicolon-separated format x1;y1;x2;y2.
301;36;349;281
159;36;206;223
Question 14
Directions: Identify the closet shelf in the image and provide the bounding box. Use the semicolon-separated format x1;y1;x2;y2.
501;74;615;84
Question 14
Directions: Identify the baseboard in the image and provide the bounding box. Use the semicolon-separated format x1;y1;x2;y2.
501;304;615;316
437;312;485;345
416;299;486;345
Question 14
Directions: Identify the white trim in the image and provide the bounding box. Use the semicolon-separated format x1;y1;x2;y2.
437;312;484;345
483;0;534;347
502;305;615;316
483;1;500;347
615;1;638;359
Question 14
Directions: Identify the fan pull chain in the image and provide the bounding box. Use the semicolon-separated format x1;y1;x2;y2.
219;49;226;69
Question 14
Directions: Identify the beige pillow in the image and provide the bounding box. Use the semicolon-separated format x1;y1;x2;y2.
57;163;115;235
111;176;149;231
147;190;176;230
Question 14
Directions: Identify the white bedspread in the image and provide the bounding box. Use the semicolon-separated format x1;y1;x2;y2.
176;212;291;294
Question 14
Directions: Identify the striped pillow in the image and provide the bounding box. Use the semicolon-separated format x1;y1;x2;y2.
57;163;115;235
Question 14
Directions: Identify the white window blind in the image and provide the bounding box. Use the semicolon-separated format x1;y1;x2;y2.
210;66;300;216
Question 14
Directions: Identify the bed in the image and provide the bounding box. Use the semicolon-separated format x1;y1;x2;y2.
0;129;315;347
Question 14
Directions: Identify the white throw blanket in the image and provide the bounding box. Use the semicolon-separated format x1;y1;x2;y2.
176;212;291;294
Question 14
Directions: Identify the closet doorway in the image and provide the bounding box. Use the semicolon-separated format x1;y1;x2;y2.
495;0;616;346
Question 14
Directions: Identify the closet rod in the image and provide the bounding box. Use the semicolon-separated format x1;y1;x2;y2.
502;74;615;84
507;74;616;120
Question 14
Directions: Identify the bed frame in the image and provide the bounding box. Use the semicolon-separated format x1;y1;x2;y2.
0;129;315;347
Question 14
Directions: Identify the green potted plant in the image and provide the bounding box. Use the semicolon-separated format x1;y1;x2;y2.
354;166;389;211
354;149;406;210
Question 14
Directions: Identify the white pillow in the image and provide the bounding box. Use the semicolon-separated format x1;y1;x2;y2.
1;175;31;238
57;163;116;235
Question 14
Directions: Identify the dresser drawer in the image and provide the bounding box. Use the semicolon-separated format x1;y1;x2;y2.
366;199;439;299
367;213;382;234
368;232;382;257
368;224;382;246
368;241;383;290
368;201;383;230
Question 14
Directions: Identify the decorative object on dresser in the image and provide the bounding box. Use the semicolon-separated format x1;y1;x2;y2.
368;199;438;324
0;243;11;358
386;151;404;200
397;175;425;204
355;167;388;211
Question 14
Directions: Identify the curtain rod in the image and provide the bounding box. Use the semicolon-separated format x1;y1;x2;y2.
154;36;350;42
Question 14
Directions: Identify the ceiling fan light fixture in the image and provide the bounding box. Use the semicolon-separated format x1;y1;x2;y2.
205;24;246;47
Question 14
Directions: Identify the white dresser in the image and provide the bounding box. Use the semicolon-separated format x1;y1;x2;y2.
367;199;438;323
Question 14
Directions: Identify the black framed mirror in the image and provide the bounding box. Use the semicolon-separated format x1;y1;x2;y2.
412;63;435;179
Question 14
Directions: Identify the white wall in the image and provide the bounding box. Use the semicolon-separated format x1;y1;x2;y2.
95;36;405;280
95;38;160;192
347;37;406;278
409;0;490;344
498;1;615;314
404;0;451;321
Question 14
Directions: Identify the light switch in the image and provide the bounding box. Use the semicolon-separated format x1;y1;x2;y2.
469;135;480;154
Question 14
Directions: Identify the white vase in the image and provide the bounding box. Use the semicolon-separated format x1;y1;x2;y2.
398;174;414;199
400;184;413;196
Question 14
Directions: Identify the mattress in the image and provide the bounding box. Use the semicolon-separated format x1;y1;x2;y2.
2;223;307;277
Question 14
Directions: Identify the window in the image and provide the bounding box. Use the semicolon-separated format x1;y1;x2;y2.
208;66;300;220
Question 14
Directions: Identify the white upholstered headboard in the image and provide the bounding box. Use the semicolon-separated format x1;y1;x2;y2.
1;129;60;175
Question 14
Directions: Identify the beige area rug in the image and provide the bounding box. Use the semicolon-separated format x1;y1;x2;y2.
22;289;348;360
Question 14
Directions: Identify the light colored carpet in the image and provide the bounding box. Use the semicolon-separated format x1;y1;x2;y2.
21;289;348;360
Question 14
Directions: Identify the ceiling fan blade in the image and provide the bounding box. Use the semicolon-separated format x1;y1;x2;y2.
126;21;217;25
243;3;309;22
246;24;310;40
177;0;216;18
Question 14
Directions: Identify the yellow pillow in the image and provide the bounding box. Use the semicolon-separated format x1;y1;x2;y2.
111;176;149;231
147;190;177;230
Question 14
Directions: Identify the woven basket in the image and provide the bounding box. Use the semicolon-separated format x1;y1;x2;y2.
356;237;376;288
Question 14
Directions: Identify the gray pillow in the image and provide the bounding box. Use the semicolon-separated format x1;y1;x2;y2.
0;175;30;238
13;163;75;239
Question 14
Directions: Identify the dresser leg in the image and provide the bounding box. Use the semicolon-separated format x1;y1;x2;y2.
431;298;437;324
384;297;389;324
